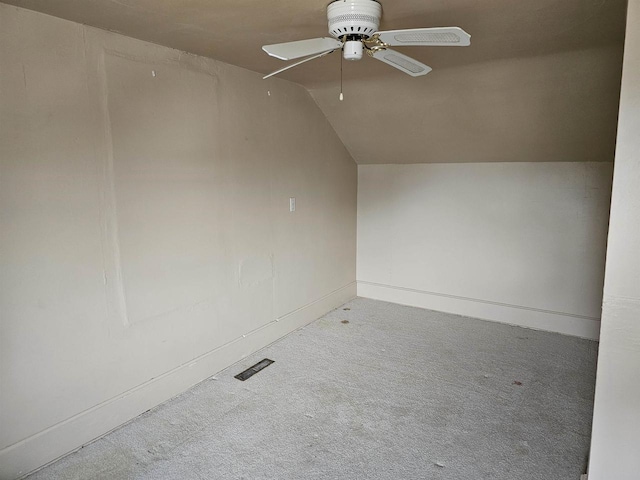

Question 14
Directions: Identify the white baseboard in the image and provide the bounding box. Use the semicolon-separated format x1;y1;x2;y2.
357;281;600;340
1;282;356;480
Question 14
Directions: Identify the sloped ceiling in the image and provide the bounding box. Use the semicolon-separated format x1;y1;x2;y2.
2;0;627;163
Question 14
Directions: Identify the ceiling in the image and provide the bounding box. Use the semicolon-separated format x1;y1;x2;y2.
2;0;628;163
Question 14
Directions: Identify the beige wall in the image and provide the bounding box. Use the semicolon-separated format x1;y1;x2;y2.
0;0;627;168
0;5;356;478
310;43;623;165
357;162;612;339
589;1;640;478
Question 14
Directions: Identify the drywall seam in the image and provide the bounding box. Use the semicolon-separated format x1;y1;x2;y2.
102;46;219;76
307;87;359;166
0;282;357;480
358;281;600;340
97;47;130;327
81;25;119;333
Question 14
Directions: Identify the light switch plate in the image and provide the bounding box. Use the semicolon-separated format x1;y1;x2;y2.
289;197;296;212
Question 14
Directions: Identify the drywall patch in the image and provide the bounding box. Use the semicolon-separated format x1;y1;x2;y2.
103;51;224;324
239;255;274;288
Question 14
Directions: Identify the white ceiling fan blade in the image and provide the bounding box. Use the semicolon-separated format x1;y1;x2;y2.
375;27;471;47
263;49;339;79
371;49;432;77
262;37;343;61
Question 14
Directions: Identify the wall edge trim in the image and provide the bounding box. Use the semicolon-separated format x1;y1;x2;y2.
357;281;600;340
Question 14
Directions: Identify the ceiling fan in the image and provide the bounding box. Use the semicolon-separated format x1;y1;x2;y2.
262;0;470;80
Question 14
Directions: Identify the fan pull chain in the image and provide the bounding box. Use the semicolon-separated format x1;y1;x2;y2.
339;50;344;101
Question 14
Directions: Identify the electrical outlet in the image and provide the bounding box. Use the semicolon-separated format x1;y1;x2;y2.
289;197;296;212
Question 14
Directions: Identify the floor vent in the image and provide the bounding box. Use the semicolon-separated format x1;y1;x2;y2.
234;359;274;381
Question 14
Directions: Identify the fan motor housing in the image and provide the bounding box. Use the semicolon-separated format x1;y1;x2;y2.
327;0;382;39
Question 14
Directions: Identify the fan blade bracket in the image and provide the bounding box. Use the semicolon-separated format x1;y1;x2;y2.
262;37;344;61
375;27;471;47
371;49;432;77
